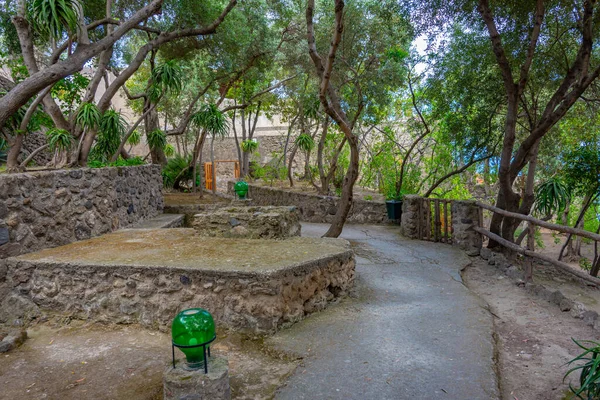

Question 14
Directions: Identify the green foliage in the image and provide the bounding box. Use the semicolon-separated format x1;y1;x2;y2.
76;102;101;130
147;129;167;151
241;139;258;154
150;60;183;101
0;137;7;163
191;104;229;138
91;109;126;162
164;143;176;158
30;0;80;39
52;73;89;115
88;157;145;169
564;339;600;399
535;179;570;217
126;130;141;147
295;133;315;153
45;128;73;152
162;154;194;188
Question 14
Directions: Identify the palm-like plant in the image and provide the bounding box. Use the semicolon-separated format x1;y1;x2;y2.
126;130;141;147
46;128;73;152
149;60;183;101
295;133;315;152
76;102;101;130
30;0;80;39
91;109;126;162
162;154;194;189
241;139;258;154
534;178;571;217
191;104;229;137
147;129;167;152
164;143;176;158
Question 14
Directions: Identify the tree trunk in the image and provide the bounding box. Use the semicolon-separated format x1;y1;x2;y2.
323;134;358;238
287;144;298;187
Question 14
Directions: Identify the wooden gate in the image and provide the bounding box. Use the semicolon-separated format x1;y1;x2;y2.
204;160;240;191
417;198;453;244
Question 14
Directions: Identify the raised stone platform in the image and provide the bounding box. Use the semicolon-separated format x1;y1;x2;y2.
0;229;354;334
130;213;184;229
192;206;300;239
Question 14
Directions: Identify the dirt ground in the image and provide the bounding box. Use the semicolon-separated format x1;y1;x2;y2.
463;257;599;400
0;322;297;400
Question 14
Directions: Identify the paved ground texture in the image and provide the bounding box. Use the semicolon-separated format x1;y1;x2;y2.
268;223;499;400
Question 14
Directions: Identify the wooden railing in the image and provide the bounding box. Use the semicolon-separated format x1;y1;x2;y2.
474;201;600;287
417;198;454;244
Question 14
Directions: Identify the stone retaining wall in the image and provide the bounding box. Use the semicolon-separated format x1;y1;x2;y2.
0;242;355;334
0;165;163;258
192;206;301;239
227;182;388;224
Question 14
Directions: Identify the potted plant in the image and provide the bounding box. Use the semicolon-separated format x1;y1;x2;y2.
385;184;404;221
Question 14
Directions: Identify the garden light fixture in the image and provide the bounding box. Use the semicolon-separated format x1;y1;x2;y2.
171;308;216;373
234;180;249;199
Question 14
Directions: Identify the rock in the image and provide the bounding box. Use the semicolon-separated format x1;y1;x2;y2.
479;247;492;260
0;329;27;353
229;218;241;227
559;298;573;312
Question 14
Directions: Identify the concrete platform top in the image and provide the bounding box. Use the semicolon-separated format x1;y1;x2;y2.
129;214;184;229
13;228;351;277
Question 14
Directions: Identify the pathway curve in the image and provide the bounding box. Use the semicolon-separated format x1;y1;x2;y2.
267;223;499;400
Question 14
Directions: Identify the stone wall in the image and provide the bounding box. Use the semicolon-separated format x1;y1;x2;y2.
451;200;482;256
400;195;482;255
0;237;355;334
0;165;163;258
227;182;389;224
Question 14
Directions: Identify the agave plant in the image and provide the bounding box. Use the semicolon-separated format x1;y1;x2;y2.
30;0;80;39
46;128;73;152
147;129;167;151
564;339;600;399
295;133;315;152
76;102;101;130
534;178;570;217
241;139;258;154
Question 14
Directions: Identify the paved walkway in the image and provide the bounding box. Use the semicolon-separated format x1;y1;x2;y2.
267;223;499;400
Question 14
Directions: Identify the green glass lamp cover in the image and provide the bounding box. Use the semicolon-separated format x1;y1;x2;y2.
172;308;216;367
234;180;249;199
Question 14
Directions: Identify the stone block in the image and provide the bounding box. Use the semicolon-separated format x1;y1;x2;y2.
163;357;230;400
192;206;301;239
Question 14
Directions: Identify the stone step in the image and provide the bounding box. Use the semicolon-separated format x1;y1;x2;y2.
129;214;184;229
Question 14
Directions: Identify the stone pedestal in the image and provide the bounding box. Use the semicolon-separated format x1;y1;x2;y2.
163;356;230;400
451;200;482;256
400;195;421;239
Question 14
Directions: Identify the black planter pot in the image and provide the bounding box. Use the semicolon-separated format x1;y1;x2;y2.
386;200;403;221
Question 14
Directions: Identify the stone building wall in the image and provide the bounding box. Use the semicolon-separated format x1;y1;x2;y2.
0;165;164;259
227;182;389;224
